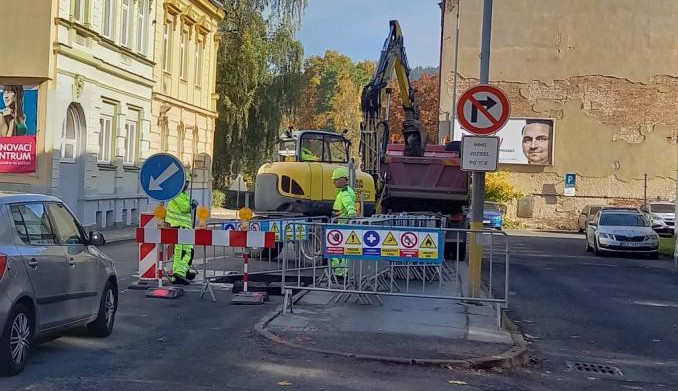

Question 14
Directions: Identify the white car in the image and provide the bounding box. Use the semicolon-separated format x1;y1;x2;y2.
641;202;675;236
586;210;659;259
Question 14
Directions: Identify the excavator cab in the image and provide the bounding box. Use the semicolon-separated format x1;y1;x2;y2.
256;130;375;216
277;131;350;164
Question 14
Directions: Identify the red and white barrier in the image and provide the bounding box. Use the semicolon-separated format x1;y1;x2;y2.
138;214;158;281
135;227;275;248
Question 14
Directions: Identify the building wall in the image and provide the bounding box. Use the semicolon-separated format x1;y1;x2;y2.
151;0;224;209
0;0;58;195
439;0;678;227
50;0;156;229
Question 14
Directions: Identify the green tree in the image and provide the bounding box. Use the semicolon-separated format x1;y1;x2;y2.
213;0;306;188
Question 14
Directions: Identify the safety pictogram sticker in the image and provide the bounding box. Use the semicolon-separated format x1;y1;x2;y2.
346;231;361;245
327;230;343;246
400;232;418;249
420;234;437;249
382;232;398;246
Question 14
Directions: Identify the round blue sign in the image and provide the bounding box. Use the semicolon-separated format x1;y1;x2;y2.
363;231;380;247
139;153;186;201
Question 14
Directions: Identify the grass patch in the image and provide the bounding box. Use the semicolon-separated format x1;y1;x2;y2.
659;237;675;256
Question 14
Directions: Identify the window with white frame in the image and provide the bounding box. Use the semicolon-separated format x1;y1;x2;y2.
98;116;113;162
62;105;81;161
195;37;204;87
121;0;132;47
180;30;188;80
73;0;84;23
102;0;113;38
162;20;173;71
124;117;138;165
136;0;149;54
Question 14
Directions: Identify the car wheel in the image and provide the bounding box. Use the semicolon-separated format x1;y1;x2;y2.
594;238;604;256
0;303;33;376
87;281;117;338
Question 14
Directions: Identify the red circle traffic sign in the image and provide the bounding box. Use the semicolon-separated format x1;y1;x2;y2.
456;85;510;135
327;230;343;246
400;232;418;249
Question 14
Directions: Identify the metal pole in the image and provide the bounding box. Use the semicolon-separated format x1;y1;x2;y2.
450;0;461;141
675;151;678;272
468;0;493;297
644;173;648;209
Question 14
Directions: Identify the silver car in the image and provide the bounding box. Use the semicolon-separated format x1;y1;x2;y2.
0;194;117;375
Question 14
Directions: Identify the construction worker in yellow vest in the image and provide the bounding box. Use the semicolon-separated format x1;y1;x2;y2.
166;172;198;285
330;167;357;277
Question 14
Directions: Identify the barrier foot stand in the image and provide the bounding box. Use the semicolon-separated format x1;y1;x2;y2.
231;291;266;305
200;279;216;302
146;286;185;299
282;289;293;314
199;246;216;302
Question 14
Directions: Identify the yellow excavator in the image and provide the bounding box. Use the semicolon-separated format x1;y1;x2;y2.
254;127;376;216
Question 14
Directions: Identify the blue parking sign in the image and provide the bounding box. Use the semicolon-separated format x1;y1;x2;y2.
565;173;576;188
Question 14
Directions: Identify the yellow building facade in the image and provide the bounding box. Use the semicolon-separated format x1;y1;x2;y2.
151;0;224;207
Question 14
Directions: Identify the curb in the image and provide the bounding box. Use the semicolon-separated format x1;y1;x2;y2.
253;291;530;370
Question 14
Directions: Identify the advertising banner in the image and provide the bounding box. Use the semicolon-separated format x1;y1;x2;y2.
454;117;555;166
0;85;38;173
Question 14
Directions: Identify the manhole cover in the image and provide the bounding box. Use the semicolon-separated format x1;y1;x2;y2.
566;361;623;378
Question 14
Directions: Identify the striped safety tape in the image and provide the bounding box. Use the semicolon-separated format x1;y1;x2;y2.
135;228;275;248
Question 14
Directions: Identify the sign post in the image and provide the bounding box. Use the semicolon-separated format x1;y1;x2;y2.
457;0;505;297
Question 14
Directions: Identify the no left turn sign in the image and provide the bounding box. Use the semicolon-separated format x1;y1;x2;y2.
456;85;510;135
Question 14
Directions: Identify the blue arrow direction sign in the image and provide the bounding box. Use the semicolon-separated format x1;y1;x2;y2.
139;153;186;201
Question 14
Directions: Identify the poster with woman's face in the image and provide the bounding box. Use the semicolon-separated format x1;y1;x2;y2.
0;85;38;173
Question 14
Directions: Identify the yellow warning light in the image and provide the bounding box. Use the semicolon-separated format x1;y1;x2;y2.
196;206;210;226
154;204;166;220
238;207;253;222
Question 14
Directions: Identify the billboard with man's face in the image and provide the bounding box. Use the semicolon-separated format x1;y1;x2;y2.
453;118;555;166
0;85;38;173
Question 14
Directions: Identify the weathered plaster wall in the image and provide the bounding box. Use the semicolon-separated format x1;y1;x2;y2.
440;0;678;226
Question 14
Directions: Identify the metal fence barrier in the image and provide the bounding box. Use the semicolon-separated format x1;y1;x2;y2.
280;218;510;327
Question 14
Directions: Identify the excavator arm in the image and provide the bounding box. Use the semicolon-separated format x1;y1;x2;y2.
360;20;426;177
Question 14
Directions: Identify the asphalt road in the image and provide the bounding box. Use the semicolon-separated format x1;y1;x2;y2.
1;235;677;391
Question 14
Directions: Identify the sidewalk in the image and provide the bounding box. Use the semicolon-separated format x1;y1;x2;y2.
255;264;528;369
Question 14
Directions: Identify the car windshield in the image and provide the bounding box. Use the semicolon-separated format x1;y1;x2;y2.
650;204;674;213
484;202;500;213
599;213;649;227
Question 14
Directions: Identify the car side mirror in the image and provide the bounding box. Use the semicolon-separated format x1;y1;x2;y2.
588;222;597;228
89;231;106;246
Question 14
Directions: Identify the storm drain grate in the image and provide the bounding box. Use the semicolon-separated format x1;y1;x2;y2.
566;361;623;378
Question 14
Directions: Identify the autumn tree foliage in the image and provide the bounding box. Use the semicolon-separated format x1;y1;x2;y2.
387;73;441;144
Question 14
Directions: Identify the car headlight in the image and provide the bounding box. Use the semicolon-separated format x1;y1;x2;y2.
492;216;502;221
599;233;613;239
645;234;659;241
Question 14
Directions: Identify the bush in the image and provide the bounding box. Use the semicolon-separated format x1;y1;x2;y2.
212;189;225;208
485;172;523;204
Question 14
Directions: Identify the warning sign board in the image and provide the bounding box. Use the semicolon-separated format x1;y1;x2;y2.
346;231;361;245
322;225;442;263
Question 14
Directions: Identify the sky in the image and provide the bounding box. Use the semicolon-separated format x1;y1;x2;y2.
296;0;442;67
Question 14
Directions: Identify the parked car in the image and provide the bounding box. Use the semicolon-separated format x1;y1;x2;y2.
641;202;675;236
578;205;605;232
578;205;640;232
467;201;503;230
585;209;659;258
0;194;117;376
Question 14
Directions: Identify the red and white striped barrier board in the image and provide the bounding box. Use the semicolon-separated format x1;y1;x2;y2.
136;228;275;249
138;213;158;280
